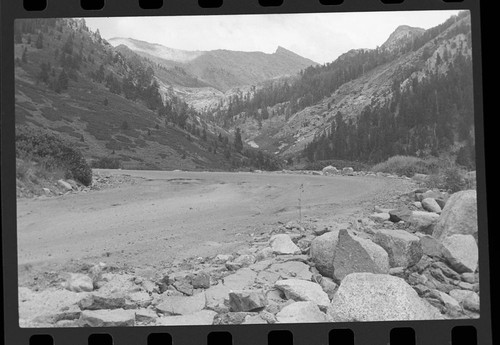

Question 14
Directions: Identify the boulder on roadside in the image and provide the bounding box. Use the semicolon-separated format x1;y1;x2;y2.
276;301;330;323
322;165;339;175
373;229;423;268
274;279;330;309
333;230;389;281
327;273;443;321
441;234;478;273
407;211;440;234
229;290;267;312
422;198;442;213
433;190;478;240
79;309;135;327
309;230;341;277
270;234;302;255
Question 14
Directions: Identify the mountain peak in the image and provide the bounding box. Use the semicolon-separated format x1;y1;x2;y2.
382;25;425;52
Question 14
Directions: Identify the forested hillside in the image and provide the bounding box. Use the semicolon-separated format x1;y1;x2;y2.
14;18;282;172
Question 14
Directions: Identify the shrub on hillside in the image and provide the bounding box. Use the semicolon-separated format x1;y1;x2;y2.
16;126;92;186
303;159;369;172
426;165;469;193
91;157;122;169
371;155;440;177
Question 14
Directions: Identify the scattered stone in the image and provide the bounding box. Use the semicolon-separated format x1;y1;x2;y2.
266;261;312;281
407;211;440;234
310;230;341;277
205;285;231;313
135;308;158;324
342;167;354;175
319;277;338;299
369;213;391;222
156;310;217;325
422;198;442;213
430;290;461;312
373;229;423;268
389;267;405;276
432;262;461;281
223;268;257;290
191;271;211;289
255;247;274;261
441;235;478;273
229;290;267;312
449;290;480;312
270;234;302;255
433;190;478;240
57;179;73;191
63;273;94;292
79;309;135;327
389;208;412;223
156;293;206;315
128;291;152;308
275;279;330;309
276;301;330;323
461;273;476;284
215;254;233;263
233;254;256;267
172;279;194;296
80;292;139;310
333;230;389;281
327;273;442;321
243;314;268;324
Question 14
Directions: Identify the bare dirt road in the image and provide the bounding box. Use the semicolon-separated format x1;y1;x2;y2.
17;170;413;274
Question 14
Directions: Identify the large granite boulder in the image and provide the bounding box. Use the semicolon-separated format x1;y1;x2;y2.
373;230;423;268
333;230;389;281
433;190;478;240
327;273;443;321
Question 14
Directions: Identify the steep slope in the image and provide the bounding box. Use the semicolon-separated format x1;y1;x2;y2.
223;12;473;164
13;18;243;171
108;38;318;92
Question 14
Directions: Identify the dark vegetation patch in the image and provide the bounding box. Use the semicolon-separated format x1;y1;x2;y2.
16;125;92;186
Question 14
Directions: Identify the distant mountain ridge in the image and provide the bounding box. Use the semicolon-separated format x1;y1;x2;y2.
108;37;319;92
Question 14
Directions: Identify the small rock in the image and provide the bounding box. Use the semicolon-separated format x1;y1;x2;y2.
369;213;391;222
233;254;256;267
57;179;73;191
422;198;442;213
79;309;135;327
270;234;302;255
156;310;216;325
373;229;423;268
274;279;330;309
229;290;267;312
135;308;158;324
276;301;330;323
63;273;94;292
155;293;206;315
389;208;412;223
407;211;440;234
243;314;268;324
191;271;211;289
449;290;480;312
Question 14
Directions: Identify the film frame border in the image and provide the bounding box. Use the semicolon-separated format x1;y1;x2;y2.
1;0;491;344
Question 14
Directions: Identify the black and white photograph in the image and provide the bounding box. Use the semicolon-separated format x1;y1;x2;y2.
15;10;479;327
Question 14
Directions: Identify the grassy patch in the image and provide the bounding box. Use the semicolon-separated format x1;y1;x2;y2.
371;155;440;177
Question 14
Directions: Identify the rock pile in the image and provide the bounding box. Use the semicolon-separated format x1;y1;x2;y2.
19;188;479;327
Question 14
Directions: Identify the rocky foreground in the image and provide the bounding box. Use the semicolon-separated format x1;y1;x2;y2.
18;170;480;327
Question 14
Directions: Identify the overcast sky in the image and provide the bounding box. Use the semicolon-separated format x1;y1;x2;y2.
85;10;462;64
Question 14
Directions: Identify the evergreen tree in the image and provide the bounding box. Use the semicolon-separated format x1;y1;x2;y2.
234;128;243;152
